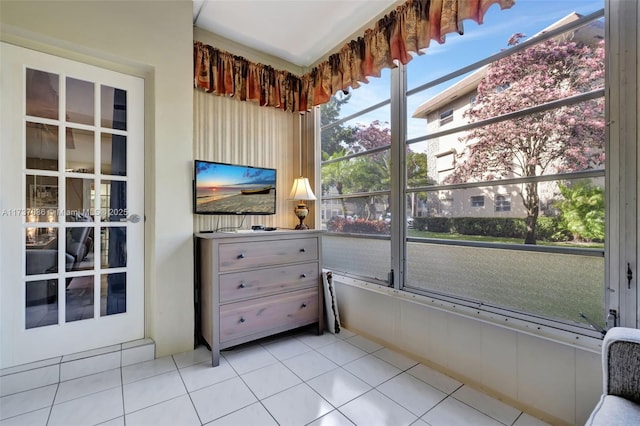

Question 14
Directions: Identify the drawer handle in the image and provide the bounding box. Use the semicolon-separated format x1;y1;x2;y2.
299;248;306;253
237;253;245;259
239;317;246;323
300;274;307;278
238;282;246;289
301;303;307;308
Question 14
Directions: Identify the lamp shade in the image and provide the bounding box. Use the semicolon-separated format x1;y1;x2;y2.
289;177;316;201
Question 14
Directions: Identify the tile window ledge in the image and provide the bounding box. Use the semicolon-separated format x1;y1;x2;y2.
327;270;603;354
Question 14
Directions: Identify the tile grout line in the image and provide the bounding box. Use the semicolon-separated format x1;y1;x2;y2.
172;353;206;426
115;352;211;423
264;348;346;426
416;383;459;422
120;351;127;426
307;335;479;425
511;411;526;426
45;381;60;426
220;335;346;425
220;350;284;426
270;333;415;424
447;385;521;426
264;336;397;425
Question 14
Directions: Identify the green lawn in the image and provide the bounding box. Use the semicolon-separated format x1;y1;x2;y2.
407;229;605;249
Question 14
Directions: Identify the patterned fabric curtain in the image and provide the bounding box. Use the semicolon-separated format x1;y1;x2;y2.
194;0;514;113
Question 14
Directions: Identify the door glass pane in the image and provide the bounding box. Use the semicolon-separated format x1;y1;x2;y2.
100;180;127;222
101;85;127;130
66;275;94;322
66;77;94;125
66;129;94;173
26;69;58;120
101;227;126;268
101;272;126;316
101;134;127;176
26;279;58;329
66;177;95;219
65;226;94;273
26;228;59;275
26;122;58;171
26;175;58;222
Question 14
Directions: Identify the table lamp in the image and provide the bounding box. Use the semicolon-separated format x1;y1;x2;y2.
289;176;316;230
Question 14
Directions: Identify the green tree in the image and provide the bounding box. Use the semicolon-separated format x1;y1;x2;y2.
339;121;431;221
407;151;430;217
347;121;391;220
321;150;350;215
556;181;604;242
320;99;431;227
320;94;358;218
407;151;429;187
320;94;357;157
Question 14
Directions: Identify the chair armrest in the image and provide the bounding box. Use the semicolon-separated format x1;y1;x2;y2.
602;327;640;403
26;249;59;275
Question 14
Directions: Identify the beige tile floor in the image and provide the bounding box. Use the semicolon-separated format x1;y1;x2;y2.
0;328;551;426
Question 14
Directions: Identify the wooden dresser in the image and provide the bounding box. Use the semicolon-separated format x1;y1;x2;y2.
195;230;323;366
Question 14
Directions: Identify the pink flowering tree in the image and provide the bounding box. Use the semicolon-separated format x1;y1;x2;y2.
447;33;605;244
322;120;429;226
350;120;429;220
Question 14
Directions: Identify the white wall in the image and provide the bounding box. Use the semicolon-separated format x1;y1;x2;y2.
332;276;602;425
0;0;195;357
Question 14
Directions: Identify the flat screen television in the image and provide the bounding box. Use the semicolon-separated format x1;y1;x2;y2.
194;160;277;215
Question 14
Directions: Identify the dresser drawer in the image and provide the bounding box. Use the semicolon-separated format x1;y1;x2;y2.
218;237;318;271
219;262;319;303
219;288;318;344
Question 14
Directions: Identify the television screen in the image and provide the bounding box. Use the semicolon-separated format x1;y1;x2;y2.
194;160;277;215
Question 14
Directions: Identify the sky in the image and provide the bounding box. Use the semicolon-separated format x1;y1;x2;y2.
196;161;275;188
333;0;604;143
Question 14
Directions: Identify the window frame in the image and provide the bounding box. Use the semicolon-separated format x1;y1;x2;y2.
494;195;511;212
400;10;607;336
470;195;485;207
438;108;453;126
318;3;640;337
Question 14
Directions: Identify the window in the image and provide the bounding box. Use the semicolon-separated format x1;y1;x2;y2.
494;195;510;212
406;9;606;332
495;83;510;93
470;196;484;207
439;109;453;126
435;150;455;173
321;1;623;337
320;70;392;284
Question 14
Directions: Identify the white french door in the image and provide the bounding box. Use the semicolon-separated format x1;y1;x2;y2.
0;43;144;368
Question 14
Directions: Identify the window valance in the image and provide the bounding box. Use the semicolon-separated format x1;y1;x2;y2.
193;0;514;113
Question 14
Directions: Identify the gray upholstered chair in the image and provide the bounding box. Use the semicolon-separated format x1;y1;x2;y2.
586;327;640;425
25;249;74;306
65;213;93;271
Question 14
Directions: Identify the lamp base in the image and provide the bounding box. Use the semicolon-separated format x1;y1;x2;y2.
295;222;309;230
294;203;309;230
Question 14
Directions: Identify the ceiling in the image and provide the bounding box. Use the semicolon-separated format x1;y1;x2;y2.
193;1;398;68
